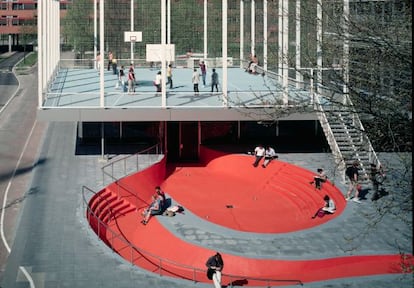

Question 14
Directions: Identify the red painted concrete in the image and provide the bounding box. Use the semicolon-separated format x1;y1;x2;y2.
89;147;413;285
164;153;345;233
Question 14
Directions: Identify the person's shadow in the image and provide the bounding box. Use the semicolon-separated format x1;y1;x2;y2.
224;279;248;287
358;187;370;200
371;188;389;201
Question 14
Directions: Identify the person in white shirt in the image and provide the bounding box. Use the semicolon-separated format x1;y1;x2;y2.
262;146;277;168
312;195;336;218
154;71;162;92
310;168;328;190
192;68;200;95
252;144;265;167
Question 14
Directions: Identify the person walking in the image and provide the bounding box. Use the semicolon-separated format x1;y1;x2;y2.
211;68;219;92
345;161;361;203
166;64;173;89
192;68;200;95
205;252;224;288
199;60;207;87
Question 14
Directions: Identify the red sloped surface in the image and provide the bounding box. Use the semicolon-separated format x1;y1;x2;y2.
107;211;412;286
163;154;346;233
89;150;413;286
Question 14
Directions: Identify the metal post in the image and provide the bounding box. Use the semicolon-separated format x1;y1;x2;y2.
99;0;105;107
282;0;289;105
295;0;302;88
161;0;167;107
204;0;208;59
222;0;228;103
316;0;323;95
240;0;244;68
251;0;255;56
343;0;350;104
37;0;43;108
94;0;97;69
263;0;268;71
131;0;134;62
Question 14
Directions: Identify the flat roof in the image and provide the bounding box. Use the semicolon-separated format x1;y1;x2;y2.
38;66;318;122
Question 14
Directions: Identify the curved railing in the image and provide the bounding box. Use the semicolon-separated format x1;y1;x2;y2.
82;185;303;286
100;143;162;208
82;144;303;287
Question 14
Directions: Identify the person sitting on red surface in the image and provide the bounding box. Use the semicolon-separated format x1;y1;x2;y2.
310;168;328;190
141;194;162;225
312;195;336;219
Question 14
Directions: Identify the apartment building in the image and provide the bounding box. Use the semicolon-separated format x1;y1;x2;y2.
0;0;71;48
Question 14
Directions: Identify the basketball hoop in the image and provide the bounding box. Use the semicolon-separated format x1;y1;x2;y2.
130;36;137;43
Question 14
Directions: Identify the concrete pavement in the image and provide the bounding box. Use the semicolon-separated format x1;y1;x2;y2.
0;58;412;287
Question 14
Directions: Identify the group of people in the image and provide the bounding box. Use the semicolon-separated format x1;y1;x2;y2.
96;52;222;95
153;61;219;94
140;186;166;225
191;61;219;94
252;144;277;168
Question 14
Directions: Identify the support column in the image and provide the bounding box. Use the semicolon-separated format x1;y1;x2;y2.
167;0;171;45
94;0;97;69
222;0;228;104
316;0;323;95
130;0;134;62
161;0;167;107
263;0;268;71
282;0;289;105
99;0;105;107
295;0;302;88
37;0;43;108
278;0;282;81
203;0;208;59
240;0;244;68
251;0;255;56
343;0;350;104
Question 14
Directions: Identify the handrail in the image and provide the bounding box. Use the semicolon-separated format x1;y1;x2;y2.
313;92;347;183
82;185;303;286
101;143;162;207
315;83;381;178
343;93;381;174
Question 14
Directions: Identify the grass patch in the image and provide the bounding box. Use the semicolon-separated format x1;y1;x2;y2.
16;52;37;68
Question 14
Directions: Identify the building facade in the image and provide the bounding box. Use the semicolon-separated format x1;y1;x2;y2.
0;0;71;49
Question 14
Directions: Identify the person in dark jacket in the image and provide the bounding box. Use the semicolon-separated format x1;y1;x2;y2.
205;252;224;288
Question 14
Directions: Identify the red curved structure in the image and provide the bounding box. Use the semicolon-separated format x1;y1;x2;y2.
87;147;413;286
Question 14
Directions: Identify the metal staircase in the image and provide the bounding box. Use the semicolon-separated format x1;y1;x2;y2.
314;91;381;183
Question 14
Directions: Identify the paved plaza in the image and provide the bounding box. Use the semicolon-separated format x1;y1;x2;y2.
0;55;412;288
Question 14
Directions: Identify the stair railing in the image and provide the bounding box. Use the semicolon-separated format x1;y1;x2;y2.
100;143;162;207
313;91;347;183
342;93;382;175
82;186;303;287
